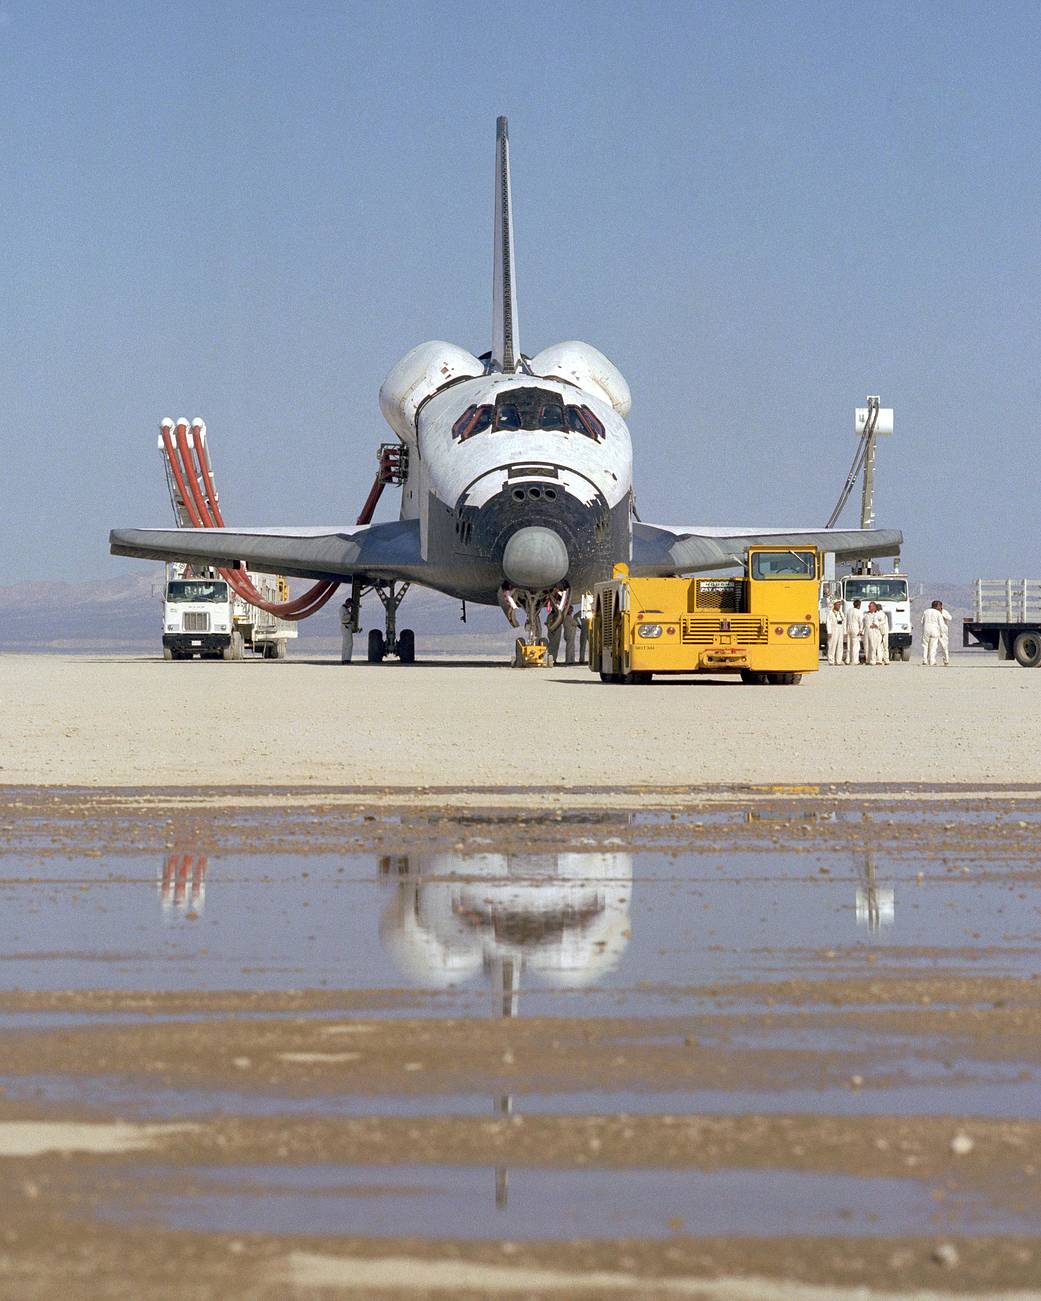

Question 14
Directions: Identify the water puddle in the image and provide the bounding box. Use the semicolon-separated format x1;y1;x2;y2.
104;1163;1031;1239
2;831;1040;1012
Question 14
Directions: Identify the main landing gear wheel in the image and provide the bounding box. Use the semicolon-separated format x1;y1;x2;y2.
397;629;415;664
368;629;386;663
1014;631;1041;667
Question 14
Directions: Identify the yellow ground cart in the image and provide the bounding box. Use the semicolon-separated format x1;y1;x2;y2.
591;546;820;685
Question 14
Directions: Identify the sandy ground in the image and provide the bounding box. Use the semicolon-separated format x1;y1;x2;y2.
2;650;1038;790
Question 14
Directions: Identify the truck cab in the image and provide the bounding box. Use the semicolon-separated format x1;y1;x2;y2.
591;545;820;684
163;577;234;660
838;572;911;660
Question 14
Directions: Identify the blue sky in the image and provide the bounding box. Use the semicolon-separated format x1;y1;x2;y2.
3;0;1041;583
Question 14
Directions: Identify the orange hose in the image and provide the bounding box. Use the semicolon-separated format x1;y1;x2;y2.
164;422;340;620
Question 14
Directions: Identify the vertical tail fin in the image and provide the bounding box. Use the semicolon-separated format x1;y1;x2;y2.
491;116;520;373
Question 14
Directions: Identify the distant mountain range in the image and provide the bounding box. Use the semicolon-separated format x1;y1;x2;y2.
0;568;506;649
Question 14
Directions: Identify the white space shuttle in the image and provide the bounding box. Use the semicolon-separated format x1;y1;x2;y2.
111;118;901;659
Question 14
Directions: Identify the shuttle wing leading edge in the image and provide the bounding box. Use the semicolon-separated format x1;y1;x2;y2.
109;519;423;585
632;522;903;575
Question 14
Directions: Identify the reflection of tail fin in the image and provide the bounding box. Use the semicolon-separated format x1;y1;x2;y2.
491;116;520;374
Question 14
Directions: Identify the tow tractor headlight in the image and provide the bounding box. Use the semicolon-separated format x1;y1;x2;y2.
787;624;812;639
638;623;663;639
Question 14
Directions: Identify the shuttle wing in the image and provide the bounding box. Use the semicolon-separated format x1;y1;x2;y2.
632;522;902;575
109;519;423;585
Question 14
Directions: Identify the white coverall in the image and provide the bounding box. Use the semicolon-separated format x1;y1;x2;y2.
876;608;891;664
864;611;886;665
339;601;353;663
922;606;951;665
825;607;845;665
844;605;864;665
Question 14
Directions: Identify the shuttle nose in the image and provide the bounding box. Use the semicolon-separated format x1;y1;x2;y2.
502;526;569;589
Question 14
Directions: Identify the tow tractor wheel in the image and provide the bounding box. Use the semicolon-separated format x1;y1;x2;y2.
397;629;416;664
766;672;802;686
740;669;767;685
367;629;386;663
1013;631;1041;668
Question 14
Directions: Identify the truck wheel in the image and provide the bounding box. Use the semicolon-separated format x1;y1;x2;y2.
276;640;287;660
367;630;386;663
162;647;173;662
901;647;911;662
397;629;415;664
1013;631;1041;667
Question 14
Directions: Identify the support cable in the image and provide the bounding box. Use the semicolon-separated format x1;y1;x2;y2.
824;402;878;528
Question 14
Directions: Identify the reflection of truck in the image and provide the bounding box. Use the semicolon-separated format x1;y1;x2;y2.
162;565;296;661
591;546;820;685
819;571;912;661
963;580;1041;666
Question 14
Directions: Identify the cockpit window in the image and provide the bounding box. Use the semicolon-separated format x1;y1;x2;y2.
567;404;605;441
452;388;607;440
541;402;566;431
452;404;493;441
495;403;521;431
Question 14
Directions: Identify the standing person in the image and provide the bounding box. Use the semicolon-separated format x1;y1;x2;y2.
936;600;952;666
545;585;569;663
844;599;864;665
876;603;891;664
578;591;594;663
339;599;354;663
921;599;949;666
560;601;578;665
864;602;885;665
825;600;845;665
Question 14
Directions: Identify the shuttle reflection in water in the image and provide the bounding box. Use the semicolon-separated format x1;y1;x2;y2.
158;852;207;918
379;847;633;1211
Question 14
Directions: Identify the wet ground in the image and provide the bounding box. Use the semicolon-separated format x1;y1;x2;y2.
2;786;1041;1297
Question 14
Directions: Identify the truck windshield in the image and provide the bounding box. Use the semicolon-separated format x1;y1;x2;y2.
751;550;816;580
844;579;907;602
166;581;229;603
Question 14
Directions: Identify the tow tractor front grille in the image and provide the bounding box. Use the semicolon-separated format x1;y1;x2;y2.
182;611;210;633
681;616;765;645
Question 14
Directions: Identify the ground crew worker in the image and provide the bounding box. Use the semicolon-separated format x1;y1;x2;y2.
545;586;576;664
578;591;594;662
936;600;952;665
921;599;951;666
864;602;886;665
825;600;845;665
339;599;354;663
876;604;891;664
844;598;864;665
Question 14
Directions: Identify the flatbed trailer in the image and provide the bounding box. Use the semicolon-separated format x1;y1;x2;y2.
963;579;1041;666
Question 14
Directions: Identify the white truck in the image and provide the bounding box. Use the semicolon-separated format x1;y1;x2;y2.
162;564;296;661
820;570;912;661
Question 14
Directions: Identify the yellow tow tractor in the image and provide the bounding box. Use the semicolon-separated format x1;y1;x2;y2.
591;545;820;685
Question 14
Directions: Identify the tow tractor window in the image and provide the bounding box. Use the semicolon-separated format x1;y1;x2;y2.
451;405;493;441
750;550;816;580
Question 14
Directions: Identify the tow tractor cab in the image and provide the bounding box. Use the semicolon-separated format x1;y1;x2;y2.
162;564;297;661
822;572;912;661
592;546;820;684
